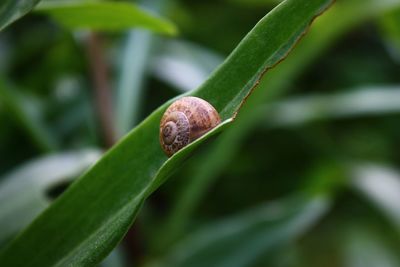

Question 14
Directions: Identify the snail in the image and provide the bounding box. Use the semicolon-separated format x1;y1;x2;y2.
160;96;221;157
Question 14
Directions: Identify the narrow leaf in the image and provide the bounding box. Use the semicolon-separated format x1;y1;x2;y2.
267;86;400;127
379;9;400;61
0;0;334;265
115;0;166;137
344;228;400;267
155;196;330;267
0;81;57;152
0;150;101;244
150;40;224;92
0;0;41;31
35;0;177;34
351;163;400;229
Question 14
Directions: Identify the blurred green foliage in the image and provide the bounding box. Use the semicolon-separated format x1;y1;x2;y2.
1;0;400;266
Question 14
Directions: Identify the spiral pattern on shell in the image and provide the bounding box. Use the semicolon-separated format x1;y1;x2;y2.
160;96;221;157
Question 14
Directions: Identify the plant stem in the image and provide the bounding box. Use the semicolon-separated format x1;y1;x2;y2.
85;32;116;148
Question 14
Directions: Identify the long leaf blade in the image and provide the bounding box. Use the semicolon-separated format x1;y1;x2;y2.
0;0;41;31
0;150;101;244
157;195;330;267
35;0;177;34
0;0;334;266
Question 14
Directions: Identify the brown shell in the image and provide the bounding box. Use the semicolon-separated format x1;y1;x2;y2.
160;96;221;157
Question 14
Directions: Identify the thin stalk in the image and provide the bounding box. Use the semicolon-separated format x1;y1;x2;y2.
85;32;116;148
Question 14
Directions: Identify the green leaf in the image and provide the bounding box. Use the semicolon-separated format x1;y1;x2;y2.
115;30;154;137
227;0;282;7
267;86;400;127
344;227;400;267
0;150;101;244
0;0;41;31
0;81;57;152
0;0;334;265
35;0;177;34
115;0;166;137
379;8;400;61
160;0;400;247
150;40;224;92
154;195;330;267
351;163;400;230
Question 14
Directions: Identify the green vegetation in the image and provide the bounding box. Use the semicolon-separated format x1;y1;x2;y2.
0;0;400;266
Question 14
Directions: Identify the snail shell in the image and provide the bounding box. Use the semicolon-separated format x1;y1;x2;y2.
160;96;221;157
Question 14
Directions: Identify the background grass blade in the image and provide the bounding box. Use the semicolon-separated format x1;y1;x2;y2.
0;0;334;265
267;86;400;127
0;0;41;31
344;227;400;267
0;81;57;152
35;0;177;34
150;40;224;92
115;0;165;137
0;150;101;244
351;163;400;230
379;8;400;62
115;29;154;137
154;195;330;267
